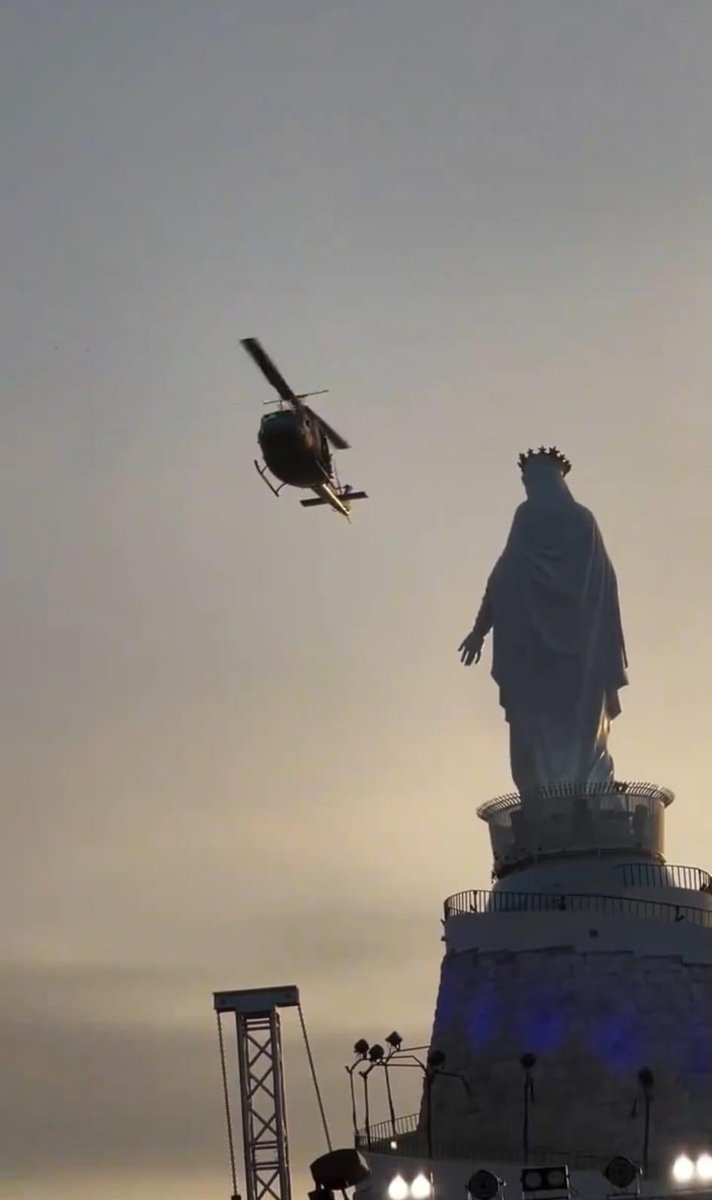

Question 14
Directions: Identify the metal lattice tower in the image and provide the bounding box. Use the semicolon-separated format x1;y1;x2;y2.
214;986;300;1200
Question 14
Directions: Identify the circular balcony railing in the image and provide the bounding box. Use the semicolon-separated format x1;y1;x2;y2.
477;782;674;876
443;888;712;927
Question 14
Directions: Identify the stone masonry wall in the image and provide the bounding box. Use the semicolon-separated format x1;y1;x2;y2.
421;945;712;1167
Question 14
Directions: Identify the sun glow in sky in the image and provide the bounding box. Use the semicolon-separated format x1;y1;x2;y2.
3;2;712;1197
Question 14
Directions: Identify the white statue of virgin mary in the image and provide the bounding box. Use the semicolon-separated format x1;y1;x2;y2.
459;448;628;794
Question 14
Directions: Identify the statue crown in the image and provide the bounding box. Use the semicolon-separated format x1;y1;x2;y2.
517;445;572;476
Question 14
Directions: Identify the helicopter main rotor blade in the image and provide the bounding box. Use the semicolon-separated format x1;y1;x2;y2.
241;337;296;402
306;405;350;450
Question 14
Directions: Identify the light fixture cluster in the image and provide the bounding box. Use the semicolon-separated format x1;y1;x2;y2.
672;1153;712;1185
353;1032;404;1059
520;1167;569;1196
387;1172;432;1200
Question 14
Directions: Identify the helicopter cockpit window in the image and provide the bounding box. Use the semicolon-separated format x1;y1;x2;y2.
261;411;294;425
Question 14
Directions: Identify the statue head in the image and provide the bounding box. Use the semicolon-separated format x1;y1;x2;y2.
518;446;572;500
518;446;571;476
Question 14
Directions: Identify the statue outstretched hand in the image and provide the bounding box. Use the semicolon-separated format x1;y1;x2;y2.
459;629;484;666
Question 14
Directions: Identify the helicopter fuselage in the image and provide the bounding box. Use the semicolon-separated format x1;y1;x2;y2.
258;408;331;488
243;335;367;518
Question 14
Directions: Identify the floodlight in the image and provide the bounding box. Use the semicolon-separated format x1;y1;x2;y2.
386;1031;404;1050
410;1173;432;1199
427;1049;446;1069
353;1039;369;1057
368;1043;385;1062
672;1155;695;1184
520;1052;537;1071
388;1176;409;1200
603;1157;638;1190
521;1166;569;1194
467;1169;503;1200
310;1148;370;1192
696;1154;712;1182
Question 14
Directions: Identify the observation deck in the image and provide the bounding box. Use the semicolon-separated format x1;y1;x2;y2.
478;782;674;878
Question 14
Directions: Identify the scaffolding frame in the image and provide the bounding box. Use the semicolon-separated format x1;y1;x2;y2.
214;986;300;1200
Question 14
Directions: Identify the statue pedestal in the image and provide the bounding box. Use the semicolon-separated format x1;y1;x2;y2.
420;781;712;1182
424;940;712;1170
356;778;712;1197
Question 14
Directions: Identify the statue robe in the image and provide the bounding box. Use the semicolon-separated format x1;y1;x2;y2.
472;459;628;794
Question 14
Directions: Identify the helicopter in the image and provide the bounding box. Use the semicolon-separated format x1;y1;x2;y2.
241;337;368;519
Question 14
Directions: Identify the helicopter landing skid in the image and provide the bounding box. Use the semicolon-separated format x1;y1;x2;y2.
254;460;285;497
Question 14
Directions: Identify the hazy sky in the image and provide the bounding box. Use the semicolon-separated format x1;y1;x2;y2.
3;2;712;1197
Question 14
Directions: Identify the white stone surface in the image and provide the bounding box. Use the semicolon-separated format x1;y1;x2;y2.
445;910;712;961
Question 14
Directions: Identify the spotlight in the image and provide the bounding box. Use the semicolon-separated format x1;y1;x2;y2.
353;1039;369;1057
520;1052;537;1071
310;1149;370;1192
521;1166;569;1195
386;1030;404;1050
523;1173;543;1192
603;1157;639;1190
411;1174;433;1199
368;1043;385;1062
467;1169;503;1200
672;1156;695;1185
697;1155;712;1183
388;1176;409;1200
427;1049;446;1069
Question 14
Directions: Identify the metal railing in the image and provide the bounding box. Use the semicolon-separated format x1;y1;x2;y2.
356;1112;639;1170
477;781;674;822
475;782;675;878
358;1113;421;1145
614;862;712;892
443;888;712;927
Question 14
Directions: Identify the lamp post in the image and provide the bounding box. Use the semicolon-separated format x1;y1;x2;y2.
520;1052;536;1164
630;1067;654;1177
388;1047;470;1160
345;1034;468;1163
359;1047;385;1151
383;1032;403;1138
345;1040;369;1145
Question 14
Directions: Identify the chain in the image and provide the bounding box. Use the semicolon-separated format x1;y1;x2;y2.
217;1010;240;1200
298;1003;332;1152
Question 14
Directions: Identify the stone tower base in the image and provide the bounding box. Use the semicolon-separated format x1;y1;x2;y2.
425;944;712;1169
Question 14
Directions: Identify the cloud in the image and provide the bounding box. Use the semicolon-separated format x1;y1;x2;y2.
0;959;429;1175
